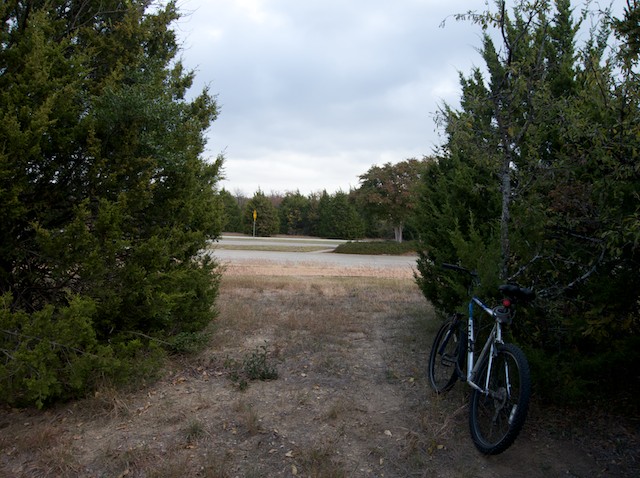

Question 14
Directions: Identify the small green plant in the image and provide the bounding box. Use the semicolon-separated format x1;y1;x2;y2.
224;344;278;390
223;357;248;390
243;344;278;381
184;419;207;443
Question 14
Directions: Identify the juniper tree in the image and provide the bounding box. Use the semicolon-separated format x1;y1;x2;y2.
244;190;279;236
416;0;640;404
0;0;223;406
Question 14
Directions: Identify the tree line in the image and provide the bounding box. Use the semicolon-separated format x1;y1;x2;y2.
218;157;427;242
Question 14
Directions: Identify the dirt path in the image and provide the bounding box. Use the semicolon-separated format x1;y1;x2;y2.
1;262;638;477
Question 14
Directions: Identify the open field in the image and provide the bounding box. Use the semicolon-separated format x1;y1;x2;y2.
1;256;638;477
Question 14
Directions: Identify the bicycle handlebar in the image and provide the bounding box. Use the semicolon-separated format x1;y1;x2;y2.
442;263;535;303
441;263;478;277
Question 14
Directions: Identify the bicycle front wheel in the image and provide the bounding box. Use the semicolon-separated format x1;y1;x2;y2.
469;343;531;455
427;317;462;393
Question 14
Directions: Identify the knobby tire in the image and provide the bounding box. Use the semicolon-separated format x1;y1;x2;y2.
427;318;461;394
468;343;531;455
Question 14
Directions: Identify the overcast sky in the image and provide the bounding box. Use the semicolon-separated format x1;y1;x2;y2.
170;0;497;195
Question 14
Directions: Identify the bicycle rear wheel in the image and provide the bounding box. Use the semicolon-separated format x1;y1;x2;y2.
469;343;531;455
427;317;462;393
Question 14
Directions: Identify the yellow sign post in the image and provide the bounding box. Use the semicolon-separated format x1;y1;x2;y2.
252;209;257;237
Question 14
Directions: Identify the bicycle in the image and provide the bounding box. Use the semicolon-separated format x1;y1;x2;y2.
427;263;535;455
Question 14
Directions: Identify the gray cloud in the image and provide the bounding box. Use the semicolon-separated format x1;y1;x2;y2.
174;0;486;194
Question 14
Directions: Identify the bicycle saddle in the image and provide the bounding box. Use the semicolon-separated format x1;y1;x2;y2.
499;284;536;302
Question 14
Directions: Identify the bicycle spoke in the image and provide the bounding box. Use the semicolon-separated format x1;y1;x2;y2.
469;344;531;454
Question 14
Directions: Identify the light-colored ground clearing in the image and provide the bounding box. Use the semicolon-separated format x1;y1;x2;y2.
1;261;637;477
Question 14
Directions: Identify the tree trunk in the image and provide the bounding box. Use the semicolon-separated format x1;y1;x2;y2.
394;224;403;243
499;158;510;280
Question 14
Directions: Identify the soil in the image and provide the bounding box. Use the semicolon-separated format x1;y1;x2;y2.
1;261;638;478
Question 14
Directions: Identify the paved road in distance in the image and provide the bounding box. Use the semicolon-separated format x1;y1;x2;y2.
205;236;418;276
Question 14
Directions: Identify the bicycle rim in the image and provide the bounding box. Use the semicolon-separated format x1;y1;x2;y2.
428;319;461;393
469;343;531;455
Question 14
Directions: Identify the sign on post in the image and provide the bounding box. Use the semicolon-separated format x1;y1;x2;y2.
252;209;257;237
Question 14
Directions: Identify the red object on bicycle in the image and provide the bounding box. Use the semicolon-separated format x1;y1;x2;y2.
502;298;511;307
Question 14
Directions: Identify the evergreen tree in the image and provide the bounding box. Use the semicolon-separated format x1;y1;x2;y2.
219;188;243;232
317;191;364;239
305;191;322;237
244;190;279;236
279;191;311;236
416;0;640;405
0;1;223;406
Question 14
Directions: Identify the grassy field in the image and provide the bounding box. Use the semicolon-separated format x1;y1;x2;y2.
1;268;637;477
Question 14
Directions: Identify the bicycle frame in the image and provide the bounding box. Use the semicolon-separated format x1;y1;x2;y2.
431;262;535;454
465;296;503;394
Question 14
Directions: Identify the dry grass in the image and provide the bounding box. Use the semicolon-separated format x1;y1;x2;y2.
1;268;638;478
233;400;262;436
220;259;416;278
295;439;348;478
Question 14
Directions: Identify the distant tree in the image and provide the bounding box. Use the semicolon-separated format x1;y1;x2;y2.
219;189;243;232
244;190;279;236
306;192;322;237
317;191;364;239
233;189;249;210
356;159;426;242
0;1;223;407
279;191;311;235
267;192;284;209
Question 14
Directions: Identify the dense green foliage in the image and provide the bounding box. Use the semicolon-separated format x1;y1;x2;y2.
415;0;640;406
243;190;280;236
0;0;223;407
222;163;428;242
316;191;364;240
219;189;243;232
355;159;426;242
279;191;313;235
223;189;368;240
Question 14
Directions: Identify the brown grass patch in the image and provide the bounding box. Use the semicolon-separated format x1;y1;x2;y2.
221;258;416;278
1;270;638;478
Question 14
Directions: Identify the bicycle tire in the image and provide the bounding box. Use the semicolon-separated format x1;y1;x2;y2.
468;343;531;455
427;318;462;393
